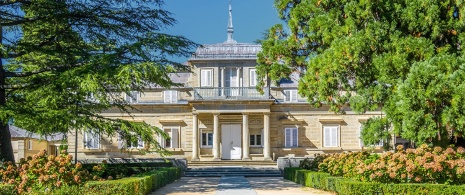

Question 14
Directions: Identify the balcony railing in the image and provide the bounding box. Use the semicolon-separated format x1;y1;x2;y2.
193;87;270;100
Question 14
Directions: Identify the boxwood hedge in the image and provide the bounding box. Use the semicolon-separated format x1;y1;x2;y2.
284;168;465;195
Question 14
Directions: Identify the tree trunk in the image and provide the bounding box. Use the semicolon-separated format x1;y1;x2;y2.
0;25;15;162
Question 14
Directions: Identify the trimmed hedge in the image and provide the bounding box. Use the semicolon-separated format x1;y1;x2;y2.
0;184;15;195
284;168;465;195
28;167;181;195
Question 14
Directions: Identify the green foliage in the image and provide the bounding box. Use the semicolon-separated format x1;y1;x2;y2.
299;154;330;171
0;150;106;194
32;167;181;195
258;0;465;146
319;145;465;184
284;168;465;195
0;184;16;195
0;0;197;161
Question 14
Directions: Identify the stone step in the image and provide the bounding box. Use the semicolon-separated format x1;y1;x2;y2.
184;166;282;177
188;160;277;167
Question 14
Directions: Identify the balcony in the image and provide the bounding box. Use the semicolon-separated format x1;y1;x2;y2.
193;87;270;100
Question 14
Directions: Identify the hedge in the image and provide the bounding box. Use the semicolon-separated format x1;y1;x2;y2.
284;168;465;195
10;167;181;195
0;184;15;195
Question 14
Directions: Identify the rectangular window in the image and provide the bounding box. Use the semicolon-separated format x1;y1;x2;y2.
162;127;179;148
250;134;262;146
285;128;298;147
284;90;298;102
249;69;257;87
163;90;178;103
201;131;213;147
324;126;339;147
200;69;213;87
84;130;100;149
126;135;144;149
359;125;383;147
126;91;139;103
28;140;32;150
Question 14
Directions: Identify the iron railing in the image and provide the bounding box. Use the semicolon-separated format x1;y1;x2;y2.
193;87;270;100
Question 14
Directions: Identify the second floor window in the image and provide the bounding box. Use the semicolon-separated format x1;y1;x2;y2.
284;90;298;102
201;69;213;87
164;90;178;103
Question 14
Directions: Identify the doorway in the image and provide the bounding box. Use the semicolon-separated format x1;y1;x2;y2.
221;124;241;159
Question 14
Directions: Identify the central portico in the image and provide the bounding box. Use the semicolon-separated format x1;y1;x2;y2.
190;100;273;161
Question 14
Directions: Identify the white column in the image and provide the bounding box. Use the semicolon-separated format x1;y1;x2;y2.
213;113;221;160
263;113;272;160
221;67;225;96
242;113;250;160
191;114;199;161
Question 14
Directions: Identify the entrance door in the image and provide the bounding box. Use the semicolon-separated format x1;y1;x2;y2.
221;124;241;160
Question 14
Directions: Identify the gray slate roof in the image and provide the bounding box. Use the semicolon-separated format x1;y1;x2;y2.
278;72;300;88
9;125;65;141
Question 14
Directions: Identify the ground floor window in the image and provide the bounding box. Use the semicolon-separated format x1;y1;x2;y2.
323;126;339;147
162;127;179;148
250;134;262;146
84;130;100;149
285;127;298;147
201;130;213;148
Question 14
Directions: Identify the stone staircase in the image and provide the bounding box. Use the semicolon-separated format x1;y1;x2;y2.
184;166;282;177
188;160;277;167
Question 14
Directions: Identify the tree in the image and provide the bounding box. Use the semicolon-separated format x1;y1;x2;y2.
0;0;196;162
257;0;465;147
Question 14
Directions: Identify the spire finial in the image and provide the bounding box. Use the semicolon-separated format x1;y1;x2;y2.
226;0;236;43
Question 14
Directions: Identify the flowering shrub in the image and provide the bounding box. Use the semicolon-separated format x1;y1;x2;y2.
0;149;105;194
299;154;330;171
319;144;465;184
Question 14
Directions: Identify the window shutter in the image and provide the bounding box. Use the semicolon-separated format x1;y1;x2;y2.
250;69;256;86
291;90;297;102
171;91;178;103
93;133;100;149
331;127;338;147
207;70;212;86
261;129;264;147
284;90;290;102
201;70;212;87
292;128;298;147
117;134;124;149
324;127;331;147
171;128;179;148
359;126;364;147
158;134;165;148
285;128;291;147
138;137;144;148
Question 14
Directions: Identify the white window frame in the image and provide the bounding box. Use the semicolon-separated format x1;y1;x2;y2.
126;134;145;149
201;130;213;148
323;125;339;147
359;124;383;147
162;127;179;148
249;69;257;87
284;127;298;148
284;90;298;102
200;69;213;87
28;140;32;150
84;130;100;149
163;90;178;103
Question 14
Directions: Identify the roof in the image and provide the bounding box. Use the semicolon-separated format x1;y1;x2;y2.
9;125;65;141
278;72;300;88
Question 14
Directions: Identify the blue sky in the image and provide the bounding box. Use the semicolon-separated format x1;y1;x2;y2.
163;0;281;62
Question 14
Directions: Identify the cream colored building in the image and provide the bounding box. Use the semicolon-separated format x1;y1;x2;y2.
67;3;382;162
10;126;65;162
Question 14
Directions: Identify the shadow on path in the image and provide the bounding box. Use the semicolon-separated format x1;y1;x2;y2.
151;177;219;195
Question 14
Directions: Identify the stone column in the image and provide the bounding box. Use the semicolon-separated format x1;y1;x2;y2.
191;114;200;161
213;113;221;161
242;113;250;160
263;113;272;160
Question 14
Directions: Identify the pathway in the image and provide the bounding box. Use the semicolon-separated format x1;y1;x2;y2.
151;177;335;195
